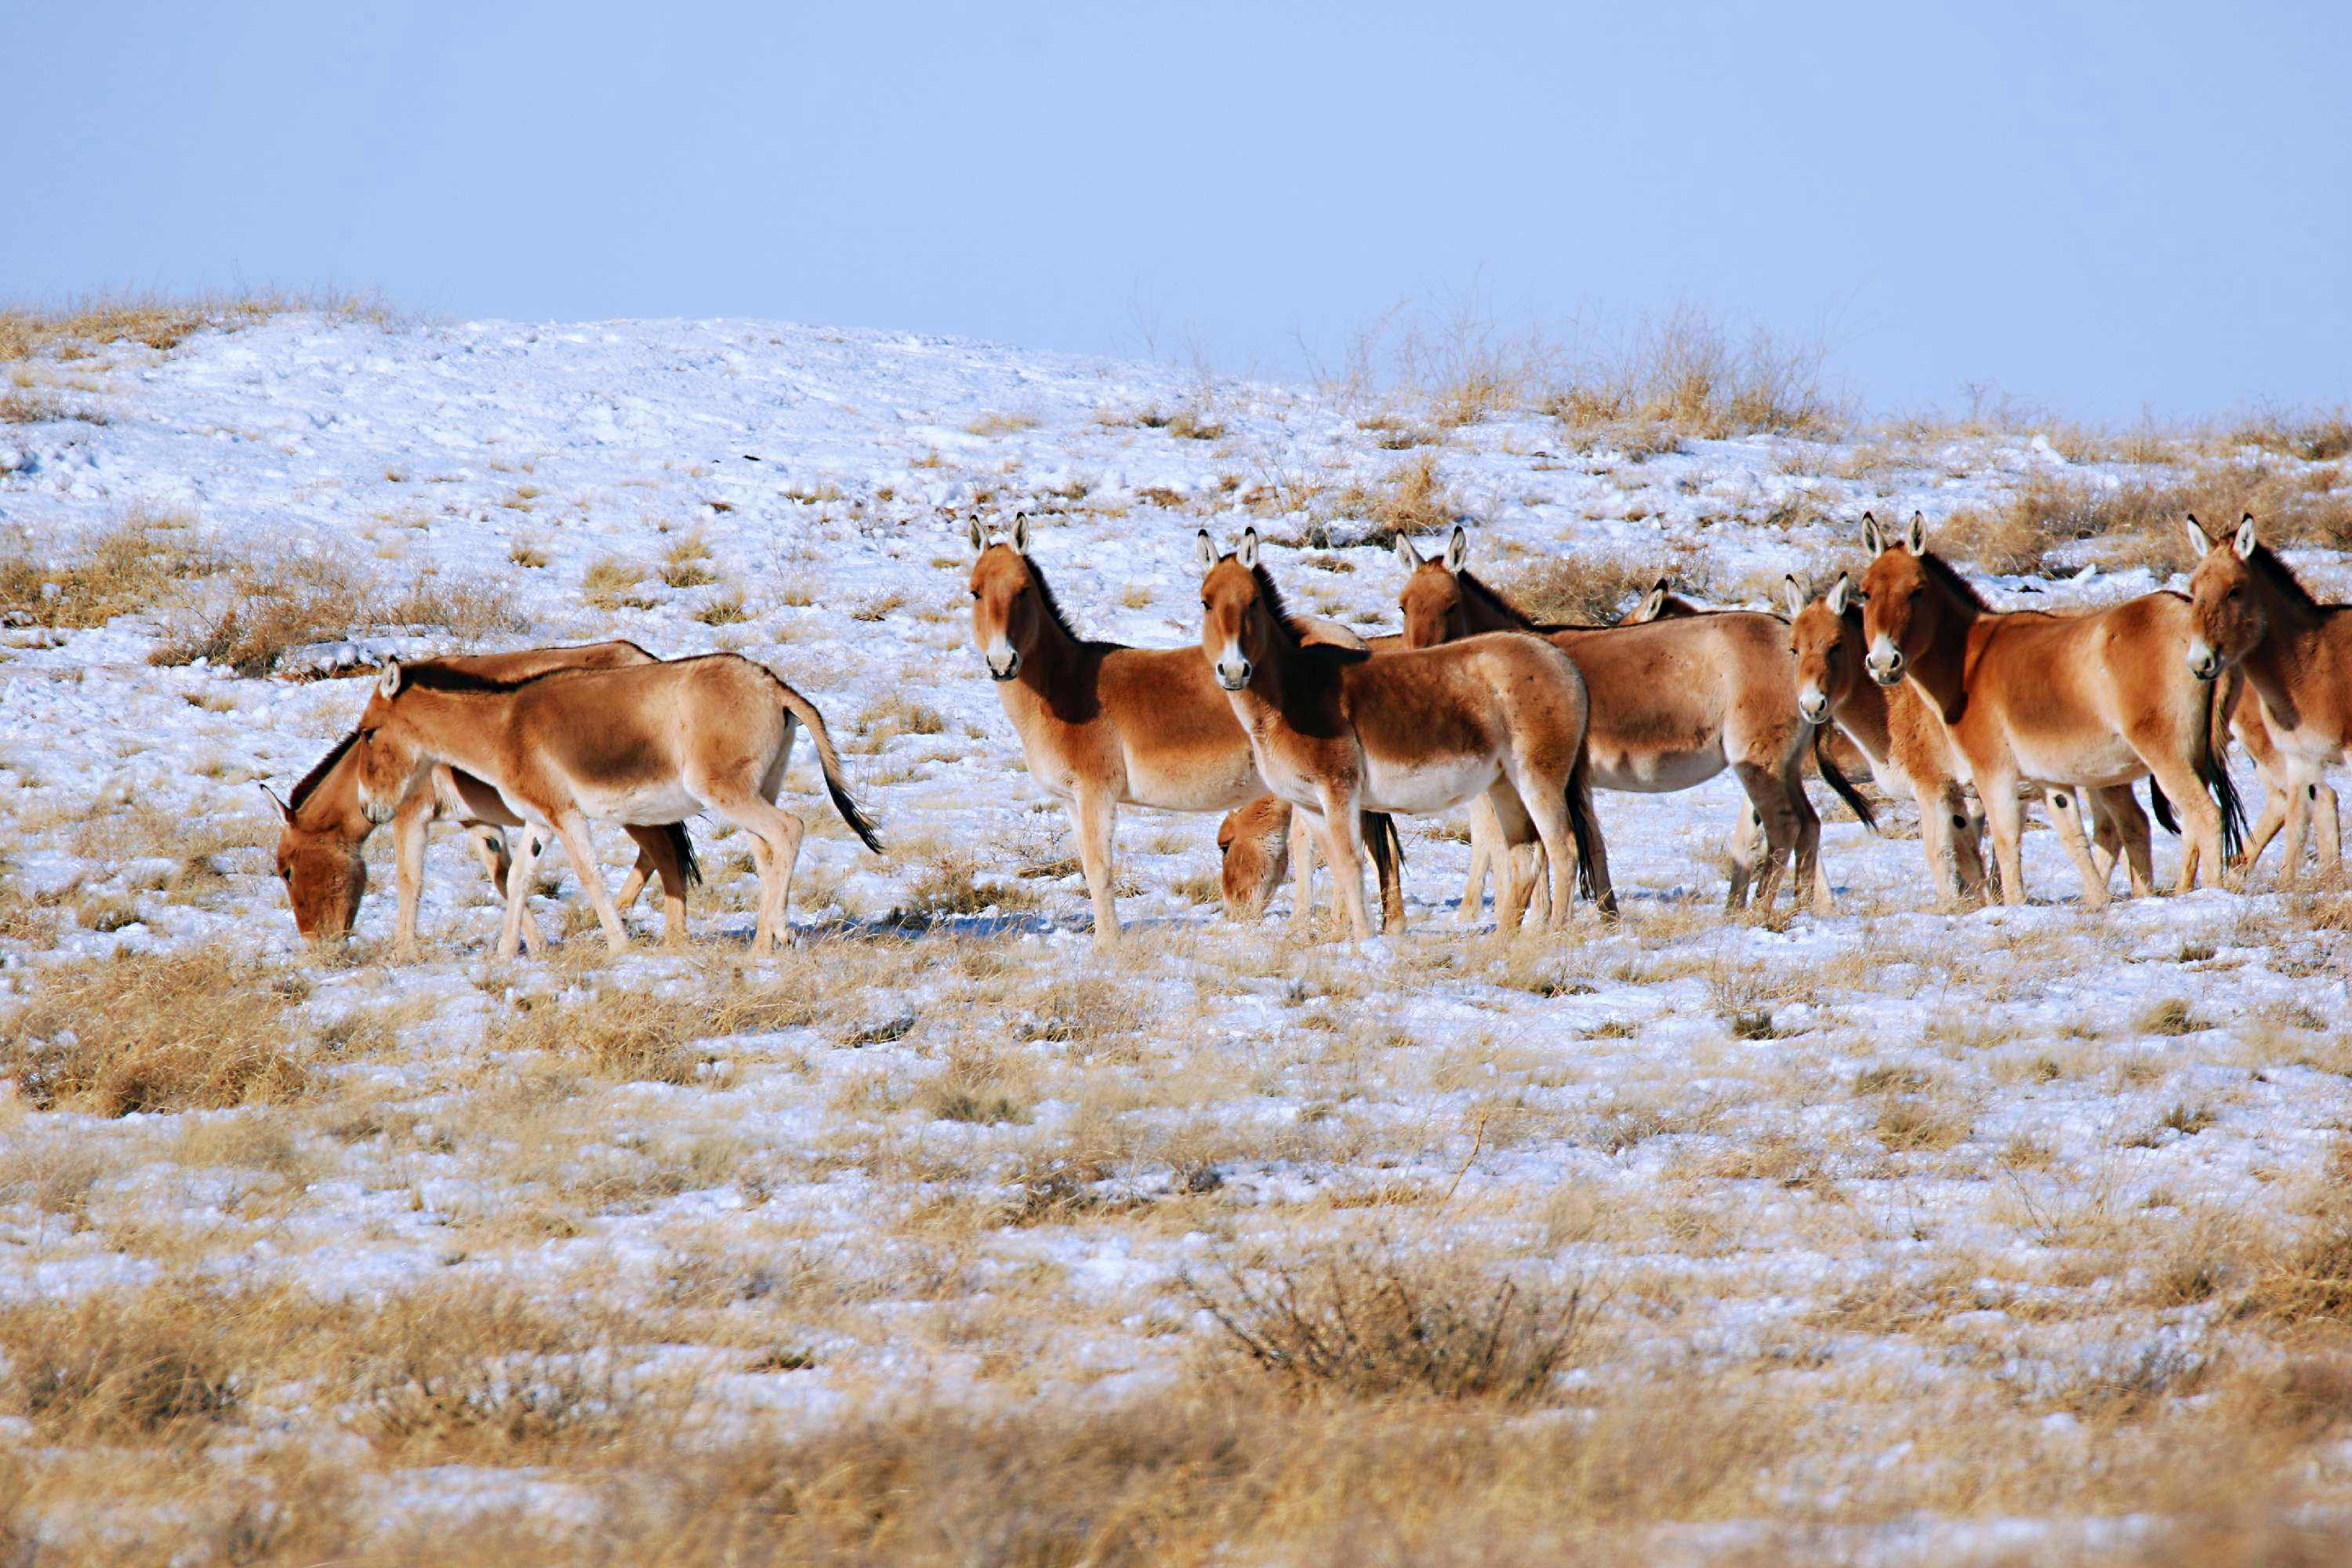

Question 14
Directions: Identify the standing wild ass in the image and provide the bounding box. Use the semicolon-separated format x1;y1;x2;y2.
350;654;880;957
2185;513;2348;886
1199;526;1609;939
967;515;1399;941
1395;526;1858;916
1858;513;2243;905
269;642;697;951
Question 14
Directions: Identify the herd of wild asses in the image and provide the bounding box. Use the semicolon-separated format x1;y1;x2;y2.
267;509;2350;955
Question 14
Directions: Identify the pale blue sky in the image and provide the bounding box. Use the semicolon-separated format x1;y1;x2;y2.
10;1;2347;422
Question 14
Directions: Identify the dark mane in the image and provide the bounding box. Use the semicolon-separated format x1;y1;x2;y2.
288;731;359;811
1020;553;1091;645
2246;543;2325;612
1918;550;1993;611
397;662;538;695
1250;563;1370;663
1451;568;1547;631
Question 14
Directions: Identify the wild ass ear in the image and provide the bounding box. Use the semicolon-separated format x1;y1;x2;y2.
1236;528;1261;571
2182;514;2213;557
1443;523;1468;574
1196;529;1219;573
376;661;404;700
1393;533;1422;570
1782;575;1807;619
1828;573;1853;617
1637;579;1669;622
1904;512;1927;557
1861;511;1883;555
966;514;987;554
2234;514;2258;560
258;783;294;825
1010;513;1030;556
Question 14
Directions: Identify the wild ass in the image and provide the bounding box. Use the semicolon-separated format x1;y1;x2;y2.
269;642;697;951
1199;527;1608;939
1858;512;2243;905
1395;526;1860;916
2184;513;2348;887
967;515;1399;941
350;654;880;958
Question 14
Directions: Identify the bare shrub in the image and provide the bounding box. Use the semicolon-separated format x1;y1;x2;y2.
0;508;222;629
1504;554;1664;626
149;557;515;676
896;854;1043;921
0;387;106;424
1543;305;1841;439
1321;452;1454;544
1;945;311;1116
1936;462;2352;576
1185;1239;1597;1404
2225;408;2352;463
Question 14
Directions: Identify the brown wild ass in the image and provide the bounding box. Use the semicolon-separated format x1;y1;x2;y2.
967;514;1399;941
269;643;697;951
1858;512;2243;905
1395;526;1859;916
2184;513;2348;887
1199;526;1608;939
350;654;880;958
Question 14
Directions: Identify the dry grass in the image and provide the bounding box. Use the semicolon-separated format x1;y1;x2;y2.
0;290;394;361
581;555;656;611
1500;553;1664;625
152;561;517;676
0;1283;249;1441
0;945;312;1116
1321;452;1455;543
486;975;819;1083
0;508;223;629
1935;461;2352;576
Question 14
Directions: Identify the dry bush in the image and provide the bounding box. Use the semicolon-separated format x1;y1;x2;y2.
0;508;222;629
488;981;818;1083
0;289;392;361
1186;1239;1598;1404
2241;1216;2352;1325
582;555;655;611
895;853;1044;921
660;532;717;588
0;1284;250;1440
1134;404;1225;441
2225;408;2352;463
1321;452;1455;544
150;556;515;676
0;386;106;424
1;945;313;1116
1935;462;2352;576
1541;307;1840;440
1503;554;1664;626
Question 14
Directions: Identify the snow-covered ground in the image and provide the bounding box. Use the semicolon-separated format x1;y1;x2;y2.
3;313;2350;1563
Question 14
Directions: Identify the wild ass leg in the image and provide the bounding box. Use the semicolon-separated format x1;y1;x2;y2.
2275;764;2323;890
1508;779;1581;934
709;793;806;953
1313;785;1372;942
2139;754;2222;895
1287;804;1320;937
1980;773;2029;907
1784;756;1826;915
549;811;632;957
1460;796;1501;925
1915;788;1965;908
1732;762;1800;913
1363;813;1405;935
2318;779;2343;886
390;793;439;956
495;827;546;961
1069;789;1120;943
1484;787;1539;936
622;826;689;952
1723;807;1762;909
2090;786;2154;898
2042;789;2112;909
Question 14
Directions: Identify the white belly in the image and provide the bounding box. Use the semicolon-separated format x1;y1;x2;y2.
1361;754;1497;815
579;781;703;825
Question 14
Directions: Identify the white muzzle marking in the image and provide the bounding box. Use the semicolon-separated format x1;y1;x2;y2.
1215;639;1251;691
1865;633;1903;685
2185;637;2220;681
984;637;1019;681
1797;682;1829;724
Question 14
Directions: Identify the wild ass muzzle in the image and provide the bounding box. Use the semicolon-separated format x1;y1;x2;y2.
1200;525;1610;940
966;513;1400;941
350;653;879;957
1858;511;2243;906
268;642;698;953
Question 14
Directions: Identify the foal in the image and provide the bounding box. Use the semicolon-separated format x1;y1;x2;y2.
1859;512;2243;905
2185;513;2349;887
1200;527;1608;940
967;514;1399;942
352;655;880;957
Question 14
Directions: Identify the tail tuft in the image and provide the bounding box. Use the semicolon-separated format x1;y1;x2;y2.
666;822;703;888
2147;778;2179;836
827;775;885;855
2194;681;2246;866
1563;760;1615;916
1813;728;1878;835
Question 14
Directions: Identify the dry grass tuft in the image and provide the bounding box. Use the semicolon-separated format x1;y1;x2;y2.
0;508;223;629
1;945;312;1116
1187;1240;1597;1404
1503;554;1666;626
0;290;394;361
582;556;655;612
488;981;818;1083
0;1285;248;1441
1935;462;2352;576
152;560;517;677
1322;452;1455;544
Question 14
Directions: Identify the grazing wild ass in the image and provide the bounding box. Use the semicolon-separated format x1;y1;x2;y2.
1858;512;2243;905
967;515;1399;941
269;642;698;951
2185;513;2348;886
351;654;880;958
1199;526;1608;940
1394;526;1859;916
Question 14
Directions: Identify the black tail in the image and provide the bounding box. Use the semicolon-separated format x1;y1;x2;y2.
1360;811;1406;928
1813;728;1877;835
1563;761;1615;916
825;774;885;855
2195;684;2247;865
663;822;702;888
2147;778;2179;836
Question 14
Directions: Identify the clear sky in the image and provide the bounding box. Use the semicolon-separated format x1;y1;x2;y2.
10;1;2347;423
